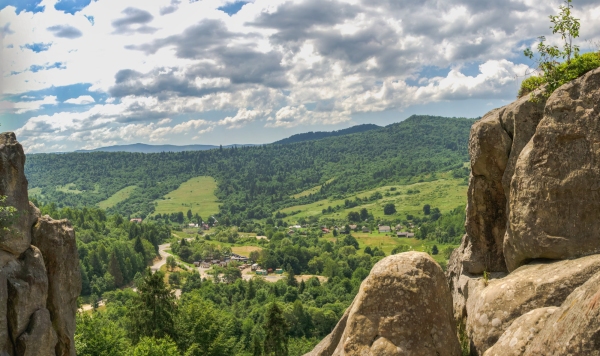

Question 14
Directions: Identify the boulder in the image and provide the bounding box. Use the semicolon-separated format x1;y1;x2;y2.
483;307;558;356
308;252;461;356
6;247;48;346
504;68;600;271
32;217;81;356
523;270;600;355
16;308;57;356
0;133;38;256
466;254;600;354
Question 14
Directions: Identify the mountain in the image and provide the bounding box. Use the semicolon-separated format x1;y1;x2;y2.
25;115;474;220
76;143;253;153
273;124;381;145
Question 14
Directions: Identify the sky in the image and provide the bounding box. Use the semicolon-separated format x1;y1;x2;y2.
1;0;600;153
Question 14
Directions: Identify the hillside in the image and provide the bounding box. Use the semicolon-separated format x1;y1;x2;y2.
273;124;381;145
25;115;474;223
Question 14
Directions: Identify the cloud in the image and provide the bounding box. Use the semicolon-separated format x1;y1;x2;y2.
14;95;58;114
160;0;181;15
64;95;95;104
112;7;157;34
47;25;83;38
218;108;269;129
22;42;52;52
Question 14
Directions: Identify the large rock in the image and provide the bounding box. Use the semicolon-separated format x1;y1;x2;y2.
309;252;461;356
32;217;81;356
522;270;600;355
466;254;600;354
16;308;57;356
0;133;39;256
483;307;558;356
6;247;48;347
505;68;600;271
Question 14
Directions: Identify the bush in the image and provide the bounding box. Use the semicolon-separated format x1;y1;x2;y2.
519;52;600;98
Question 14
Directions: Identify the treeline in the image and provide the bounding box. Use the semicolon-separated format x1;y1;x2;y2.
35;201;171;297
26;116;473;224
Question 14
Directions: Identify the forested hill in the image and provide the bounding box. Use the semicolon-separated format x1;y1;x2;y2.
76;143;254;153
273;124;381;145
25;115;474;224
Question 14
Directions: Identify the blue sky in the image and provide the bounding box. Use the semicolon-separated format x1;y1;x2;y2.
1;0;600;152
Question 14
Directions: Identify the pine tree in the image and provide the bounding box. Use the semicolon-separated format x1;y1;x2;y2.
286;265;297;287
247;279;256;300
108;251;124;287
134;236;146;260
263;302;289;356
80;262;91;295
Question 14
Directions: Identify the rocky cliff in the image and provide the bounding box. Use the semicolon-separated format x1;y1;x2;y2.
307;67;600;355
0;133;81;356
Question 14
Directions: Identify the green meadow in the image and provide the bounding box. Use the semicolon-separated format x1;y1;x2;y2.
97;185;138;210
154;176;220;218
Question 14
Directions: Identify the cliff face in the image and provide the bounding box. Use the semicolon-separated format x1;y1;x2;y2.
0;133;81;356
307;67;600;356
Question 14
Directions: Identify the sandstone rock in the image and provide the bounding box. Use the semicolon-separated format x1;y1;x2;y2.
504;68;600;271
16;308;57;356
466;254;600;354
0;133;36;256
32;217;81;356
6;247;48;347
522;270;600;355
309;252;461;356
464;110;511;274
483;307;557;356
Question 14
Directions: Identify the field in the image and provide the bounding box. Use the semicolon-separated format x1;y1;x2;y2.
231;245;263;255
97;185;137;210
56;183;84;194
281;173;468;222
154;176;220;218
292;178;336;198
28;187;43;197
323;232;455;265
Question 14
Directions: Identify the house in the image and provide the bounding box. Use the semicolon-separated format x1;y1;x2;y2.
407;233;415;238
256;269;267;275
396;224;403;230
349;225;357;230
200;262;211;268
130;218;142;223
251;263;259;271
267;268;273;274
188;223;197;228
321;228;330;233
362;226;370;233
379;225;391;233
397;232;408;237
275;268;283;274
256;235;268;240
202;224;210;230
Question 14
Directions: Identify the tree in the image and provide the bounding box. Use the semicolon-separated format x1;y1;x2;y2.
423;204;431;215
187;209;193;220
347;211;360;222
128;336;179;356
166;256;176;271
360;208;369;221
263;302;289;356
127;270;177;343
286;265;298;287
431;245;439;255
383;203;396;215
108;251;124;287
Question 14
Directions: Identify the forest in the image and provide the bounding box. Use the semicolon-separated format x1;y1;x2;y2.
25;115;473;225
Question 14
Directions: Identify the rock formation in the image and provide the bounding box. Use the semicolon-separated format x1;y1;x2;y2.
449;67;600;355
306;252;461;356
0;132;81;356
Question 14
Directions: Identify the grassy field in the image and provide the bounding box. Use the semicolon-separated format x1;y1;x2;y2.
56;183;84;194
281;173;468;222
292;178;336;198
323;232;454;265
231;245;263;255
154;176;220;218
97;185;137;210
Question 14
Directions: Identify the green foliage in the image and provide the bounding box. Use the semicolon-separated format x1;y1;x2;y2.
0;196;17;231
75;312;131;356
127;271;177;343
127;337;179;356
264;302;289;356
521;0;600;98
383;203;396;215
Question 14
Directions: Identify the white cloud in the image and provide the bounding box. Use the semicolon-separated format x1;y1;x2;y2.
14;95;58;114
64;95;95;105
